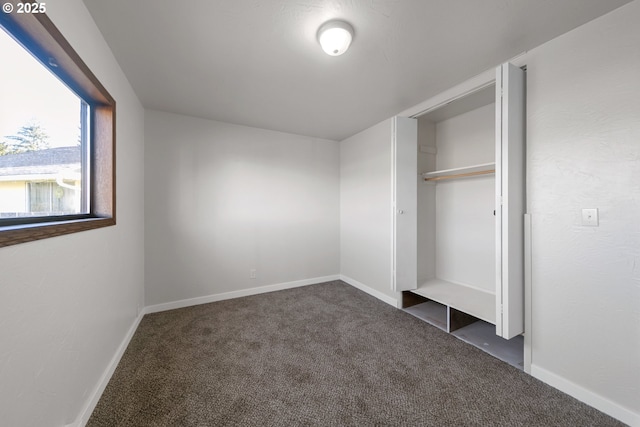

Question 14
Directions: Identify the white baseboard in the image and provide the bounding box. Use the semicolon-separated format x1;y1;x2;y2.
74;310;145;427
145;275;341;314
340;275;399;308
531;364;639;426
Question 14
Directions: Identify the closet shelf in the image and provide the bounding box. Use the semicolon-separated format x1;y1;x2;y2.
421;162;495;182
411;278;496;324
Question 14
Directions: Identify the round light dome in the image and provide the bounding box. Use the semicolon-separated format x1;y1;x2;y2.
317;20;354;56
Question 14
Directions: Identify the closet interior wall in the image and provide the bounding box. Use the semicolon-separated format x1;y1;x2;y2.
417;97;497;295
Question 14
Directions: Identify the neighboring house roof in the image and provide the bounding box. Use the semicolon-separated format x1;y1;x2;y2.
0;146;81;178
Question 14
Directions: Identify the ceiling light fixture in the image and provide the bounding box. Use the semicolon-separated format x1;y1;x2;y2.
317;20;354;56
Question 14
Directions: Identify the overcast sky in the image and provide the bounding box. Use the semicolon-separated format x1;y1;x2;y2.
0;27;81;148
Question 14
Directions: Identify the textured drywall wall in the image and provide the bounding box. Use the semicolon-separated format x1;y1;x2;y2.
144;110;340;306
340;119;396;300
527;1;640;423
434;104;496;292
0;1;145;425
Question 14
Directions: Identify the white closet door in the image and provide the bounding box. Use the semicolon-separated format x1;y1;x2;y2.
392;116;418;292
495;63;525;339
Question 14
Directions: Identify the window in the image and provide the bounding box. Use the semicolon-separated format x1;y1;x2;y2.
27;182;77;214
0;4;115;247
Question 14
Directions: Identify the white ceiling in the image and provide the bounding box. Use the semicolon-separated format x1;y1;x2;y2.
83;0;631;141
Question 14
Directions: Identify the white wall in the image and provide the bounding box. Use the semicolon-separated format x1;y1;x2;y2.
0;1;145;426
339;119;397;304
526;1;640;423
417;119;436;283
416;105;496;291
434;105;496;292
144;110;340;307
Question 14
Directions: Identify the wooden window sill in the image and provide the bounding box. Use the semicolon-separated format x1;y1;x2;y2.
0;217;115;248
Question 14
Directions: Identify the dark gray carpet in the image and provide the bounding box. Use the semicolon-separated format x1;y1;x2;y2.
88;281;623;426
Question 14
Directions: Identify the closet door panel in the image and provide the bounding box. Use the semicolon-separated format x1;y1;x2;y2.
393;116;418;291
495;63;526;339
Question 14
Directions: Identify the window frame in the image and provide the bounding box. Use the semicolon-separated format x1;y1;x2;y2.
0;3;116;248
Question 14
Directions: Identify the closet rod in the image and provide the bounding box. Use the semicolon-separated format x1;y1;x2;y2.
423;169;495;182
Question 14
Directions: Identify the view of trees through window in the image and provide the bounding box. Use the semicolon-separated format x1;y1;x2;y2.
0;26;89;219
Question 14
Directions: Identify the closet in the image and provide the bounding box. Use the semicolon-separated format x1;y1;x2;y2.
393;63;525;342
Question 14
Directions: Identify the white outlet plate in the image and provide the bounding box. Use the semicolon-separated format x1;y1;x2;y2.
250;269;257;279
582;208;599;226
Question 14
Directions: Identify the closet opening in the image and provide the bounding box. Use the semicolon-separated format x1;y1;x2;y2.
399;66;525;369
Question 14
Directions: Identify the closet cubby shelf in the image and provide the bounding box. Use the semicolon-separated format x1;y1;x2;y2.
411;278;496;324
421;162;495;182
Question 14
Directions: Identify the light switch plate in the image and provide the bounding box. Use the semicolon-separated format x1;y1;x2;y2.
582;208;599;226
